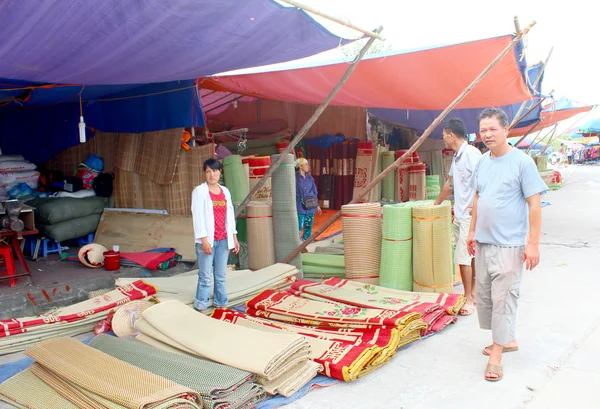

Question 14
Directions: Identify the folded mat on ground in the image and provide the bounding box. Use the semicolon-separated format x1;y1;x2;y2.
119;248;181;270
211;309;391;382
247;289;422;327
0;280;157;354
138;300;317;398
24;337;202;409
320;277;466;316
89;334;266;409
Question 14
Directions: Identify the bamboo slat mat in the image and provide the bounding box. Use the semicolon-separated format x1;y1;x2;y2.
342;203;382;281
247;202;276;270
271;154;302;272
379;203;415;291
412;201;453;293
24;337;201;409
0;368;79;409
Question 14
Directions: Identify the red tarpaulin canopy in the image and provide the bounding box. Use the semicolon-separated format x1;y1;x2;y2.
508;105;593;137
200;35;532;110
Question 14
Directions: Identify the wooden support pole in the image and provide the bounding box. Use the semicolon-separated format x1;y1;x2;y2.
279;0;384;40
526;124;556;154
235;26;383;218
540;124;560;154
283;20;537;264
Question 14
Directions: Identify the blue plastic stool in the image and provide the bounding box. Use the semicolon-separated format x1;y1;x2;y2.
26;237;68;259
77;233;95;247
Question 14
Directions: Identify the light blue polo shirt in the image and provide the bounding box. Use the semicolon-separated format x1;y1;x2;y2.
471;147;547;247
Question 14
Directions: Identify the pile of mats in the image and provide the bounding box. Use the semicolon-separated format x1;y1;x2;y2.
133;300;321;398
246;201;276;270
89;334;266;409
0;280;157;355
412;201;453;293
301;253;345;279
379;203;416;291
381;151;396;202
116;263;301;308
271;154;302;273
341;203;382;284
0;337;202;408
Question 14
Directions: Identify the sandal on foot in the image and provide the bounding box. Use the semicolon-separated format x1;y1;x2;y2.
482;345;519;356
459;303;476;316
484;364;503;382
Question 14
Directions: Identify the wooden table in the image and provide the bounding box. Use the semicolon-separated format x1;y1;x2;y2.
0;229;38;285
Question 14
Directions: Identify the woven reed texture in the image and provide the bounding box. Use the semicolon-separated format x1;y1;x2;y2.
381;151;396;202
247;202;276;270
223;155;249;203
271;154;302;272
352;142;373;203
24;337;201;409
379;203;415;291
409;163;427;201
395;164;411;202
89;334;265;409
412;201;453;293
111;300;154;337
249;156;272;202
426;175;441;200
342;203;382;280
301;253;345;279
430;150;444;184
0;368;79;409
367;146;385;203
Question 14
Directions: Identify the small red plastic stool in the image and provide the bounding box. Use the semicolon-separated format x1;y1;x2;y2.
0;245;17;287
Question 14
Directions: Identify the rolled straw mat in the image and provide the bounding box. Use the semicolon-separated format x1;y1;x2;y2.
426;175;441;200
24;337;201;409
246;201;276;270
412;201;453;293
352;142;373;203
342;203;382;281
223;155;249;203
89;334;265;409
271;154;302;272
381;151;396;202
111;300;154;337
141;300;310;381
409;163;427;201
379;203;415;291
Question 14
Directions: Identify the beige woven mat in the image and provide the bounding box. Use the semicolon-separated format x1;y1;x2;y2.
342;203;382;279
247;201;276;270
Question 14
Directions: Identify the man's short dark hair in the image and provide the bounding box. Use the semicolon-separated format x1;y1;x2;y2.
203;158;222;172
442;118;467;138
478;107;509;128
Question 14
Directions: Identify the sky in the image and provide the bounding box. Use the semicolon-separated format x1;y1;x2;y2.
271;0;600;135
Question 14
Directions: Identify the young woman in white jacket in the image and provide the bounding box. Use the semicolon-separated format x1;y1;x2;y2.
191;158;240;313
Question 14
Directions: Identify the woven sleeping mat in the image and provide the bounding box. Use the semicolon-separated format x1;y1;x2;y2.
381;151;396;202
352;142;374;203
246;201;276;270
342;203;382;282
24;337;201;409
412;201;454;293
89;334;266;409
0;368;79;409
379;203;415;291
223;155;249;203
271;154;302;272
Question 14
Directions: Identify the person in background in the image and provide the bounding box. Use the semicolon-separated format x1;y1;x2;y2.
468;107;547;382
567;146;574;164
435;118;481;316
295;158;321;249
191;158;240;314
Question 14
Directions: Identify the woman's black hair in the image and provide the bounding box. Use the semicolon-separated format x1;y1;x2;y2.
203;158;222;172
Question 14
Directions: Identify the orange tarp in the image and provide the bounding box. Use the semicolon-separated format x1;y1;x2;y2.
509;105;593;137
200;35;531;111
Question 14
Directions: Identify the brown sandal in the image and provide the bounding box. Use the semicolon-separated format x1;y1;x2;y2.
484;364;503;381
482;345;519;356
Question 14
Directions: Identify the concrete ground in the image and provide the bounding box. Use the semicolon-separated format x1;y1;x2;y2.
1;164;598;409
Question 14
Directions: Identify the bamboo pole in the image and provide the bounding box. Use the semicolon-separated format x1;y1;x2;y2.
283;20;537;264
235;26;383;218
540;124;560;154
279;0;384;40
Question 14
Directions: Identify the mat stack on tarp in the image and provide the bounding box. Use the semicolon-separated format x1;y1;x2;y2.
395;149;414;203
352;142;374;204
0;280;156;355
379;203;415;291
271;154;302;273
301;253;345;279
133;300;321;398
17;337;202;408
116;263;301;308
381;151;396;202
290;279;460;336
247;201;276;270
89;334;266;409
211;309;395;382
412;201;453;293
342;203;382;284
25;196;110;242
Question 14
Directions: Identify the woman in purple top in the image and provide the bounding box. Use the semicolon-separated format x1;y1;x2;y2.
295;158;321;242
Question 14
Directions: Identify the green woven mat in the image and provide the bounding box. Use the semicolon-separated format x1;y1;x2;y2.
301;253;345;269
302;264;346;276
381;151;396;202
378;203;415;291
426;175;440;200
224;155;249;203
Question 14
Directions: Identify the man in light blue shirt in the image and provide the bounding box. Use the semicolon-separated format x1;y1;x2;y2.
467;107;547;382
